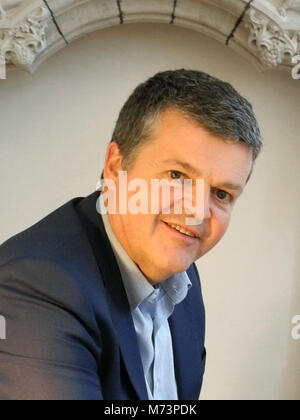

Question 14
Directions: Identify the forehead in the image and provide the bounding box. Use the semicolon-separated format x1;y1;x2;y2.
133;108;253;187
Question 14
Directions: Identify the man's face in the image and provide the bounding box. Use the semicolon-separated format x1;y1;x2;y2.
103;108;253;284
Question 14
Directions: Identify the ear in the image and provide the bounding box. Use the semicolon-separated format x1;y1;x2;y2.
103;141;123;182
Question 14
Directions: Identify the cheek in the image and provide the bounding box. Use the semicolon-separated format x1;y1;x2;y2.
211;210;231;242
128;213;158;238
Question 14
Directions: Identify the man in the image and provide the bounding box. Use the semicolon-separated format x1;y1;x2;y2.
0;69;262;400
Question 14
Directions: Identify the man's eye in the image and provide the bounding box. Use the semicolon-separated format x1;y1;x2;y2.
215;189;231;202
168;170;185;182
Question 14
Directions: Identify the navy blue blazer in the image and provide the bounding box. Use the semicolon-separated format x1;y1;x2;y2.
0;191;206;400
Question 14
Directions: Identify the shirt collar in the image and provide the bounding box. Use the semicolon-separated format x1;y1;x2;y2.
97;197;192;309
161;271;192;305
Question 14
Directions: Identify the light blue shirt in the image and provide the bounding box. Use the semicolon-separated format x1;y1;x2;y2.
97;199;192;400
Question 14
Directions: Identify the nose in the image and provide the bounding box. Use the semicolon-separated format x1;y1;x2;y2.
202;183;212;221
183;179;211;225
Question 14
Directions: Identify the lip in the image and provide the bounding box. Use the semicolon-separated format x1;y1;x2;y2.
162;221;200;241
162;220;201;239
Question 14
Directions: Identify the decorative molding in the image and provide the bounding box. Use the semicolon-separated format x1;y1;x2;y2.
0;1;23;19
246;8;300;68
278;0;300;18
0;0;300;79
0;2;50;78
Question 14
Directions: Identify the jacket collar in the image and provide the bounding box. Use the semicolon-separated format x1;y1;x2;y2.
169;270;204;400
76;191;148;400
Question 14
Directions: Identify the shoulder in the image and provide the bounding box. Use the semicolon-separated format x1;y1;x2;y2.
0;195;84;265
0;192;107;313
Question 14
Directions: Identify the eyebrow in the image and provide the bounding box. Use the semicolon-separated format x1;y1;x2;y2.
161;158;244;193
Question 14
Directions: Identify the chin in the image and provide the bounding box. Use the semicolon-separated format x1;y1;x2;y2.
159;256;192;275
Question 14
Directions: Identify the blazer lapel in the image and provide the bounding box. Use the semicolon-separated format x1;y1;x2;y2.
169;264;204;400
103;258;149;400
76;191;148;400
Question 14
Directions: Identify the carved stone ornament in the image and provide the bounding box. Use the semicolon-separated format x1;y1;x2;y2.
0;0;300;79
246;8;300;68
278;0;300;18
0;2;50;79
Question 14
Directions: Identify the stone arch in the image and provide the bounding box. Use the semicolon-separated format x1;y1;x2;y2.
0;0;299;79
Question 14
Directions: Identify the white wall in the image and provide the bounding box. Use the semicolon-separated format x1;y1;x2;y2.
0;22;299;400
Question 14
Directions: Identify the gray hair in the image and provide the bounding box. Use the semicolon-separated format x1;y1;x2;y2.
101;69;262;179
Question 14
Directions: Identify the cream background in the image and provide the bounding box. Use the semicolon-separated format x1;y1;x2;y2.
0;22;299;400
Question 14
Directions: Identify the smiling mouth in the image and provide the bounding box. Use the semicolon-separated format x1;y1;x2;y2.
162;221;199;240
